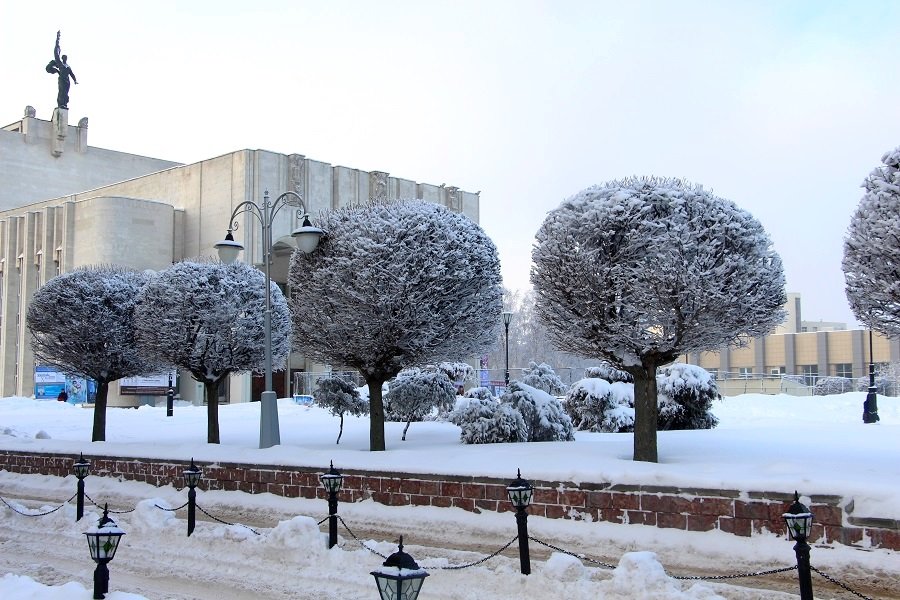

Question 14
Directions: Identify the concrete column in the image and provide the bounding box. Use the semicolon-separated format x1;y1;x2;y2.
51;108;67;157
16;212;41;396
0;218;21;395
851;330;865;379
754;336;765;374
817;332;828;379
784;334;797;375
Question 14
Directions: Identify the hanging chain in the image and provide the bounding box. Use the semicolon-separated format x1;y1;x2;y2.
83;492;136;513
423;535;520;570
529;535;617;569
337;515;388;558
811;566;875;600
670;565;798;581
0;493;77;516
195;503;260;535
154;501;190;512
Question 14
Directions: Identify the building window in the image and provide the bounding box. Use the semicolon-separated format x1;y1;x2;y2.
834;363;852;379
801;365;818;386
739;367;753;378
769;366;785;376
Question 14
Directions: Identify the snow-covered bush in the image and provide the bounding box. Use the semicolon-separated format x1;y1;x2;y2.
450;397;527;444
385;368;457;440
814;376;855;396
501;381;574;442
435;361;476;389
521;362;568;395
584;361;633;383
313;376;369;444
564;378;634;432
464;386;496;401
656;363;719;430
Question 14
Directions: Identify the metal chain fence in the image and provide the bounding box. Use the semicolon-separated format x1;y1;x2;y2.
0;490;885;598
811;566;875;600
0;493;76;516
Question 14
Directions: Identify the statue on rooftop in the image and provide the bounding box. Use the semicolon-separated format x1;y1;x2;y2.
45;30;78;109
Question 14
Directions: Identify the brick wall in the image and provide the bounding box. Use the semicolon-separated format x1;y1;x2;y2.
2;449;897;551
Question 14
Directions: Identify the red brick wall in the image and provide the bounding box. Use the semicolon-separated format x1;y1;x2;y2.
2;450;897;550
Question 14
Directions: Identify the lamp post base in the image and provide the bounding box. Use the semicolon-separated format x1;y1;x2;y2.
259;390;281;448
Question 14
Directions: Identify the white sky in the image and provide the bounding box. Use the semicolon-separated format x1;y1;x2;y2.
4;1;900;326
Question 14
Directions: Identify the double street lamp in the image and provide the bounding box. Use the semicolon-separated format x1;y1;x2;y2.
216;190;325;449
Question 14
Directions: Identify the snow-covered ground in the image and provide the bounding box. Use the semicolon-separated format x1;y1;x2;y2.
0;392;897;599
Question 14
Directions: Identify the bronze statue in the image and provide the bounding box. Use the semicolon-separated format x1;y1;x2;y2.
45;31;77;109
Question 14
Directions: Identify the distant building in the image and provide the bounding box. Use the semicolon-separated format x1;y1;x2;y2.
0;107;480;405
682;293;899;395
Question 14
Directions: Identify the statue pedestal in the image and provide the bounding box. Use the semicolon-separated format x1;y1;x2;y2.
51;107;68;157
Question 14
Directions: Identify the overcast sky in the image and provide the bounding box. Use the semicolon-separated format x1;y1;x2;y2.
3;0;899;326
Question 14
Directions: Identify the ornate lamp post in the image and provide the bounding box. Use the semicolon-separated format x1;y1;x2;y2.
84;504;125;599
320;461;344;549
783;491;814;600
864;329;880;423
183;458;202;537
73;453;90;522
507;468;534;575
215;190;325;448
371;536;429;600
502;311;513;387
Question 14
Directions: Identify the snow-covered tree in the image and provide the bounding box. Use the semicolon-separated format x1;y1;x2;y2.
584;361;633;383
434;361;476;390
814;376;855;396
532;177;785;462
385;368;456;441
134;260;291;444
289;200;503;451
26;265;165;442
313;376;369;443
655;363;719;430
450;397;527;444
464;386;496;402
500;381;574;442
521;361;567;395
844;147;900;334
564;378;635;433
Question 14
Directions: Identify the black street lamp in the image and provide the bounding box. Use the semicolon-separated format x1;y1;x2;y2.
864;329;880;423
215;189;326;449
782;491;814;600
371;536;429;600
320;461;344;549
183;458;202;537
507;468;534;575
166;371;175;418
84;504;125;600
73;453;90;522
502;311;513;387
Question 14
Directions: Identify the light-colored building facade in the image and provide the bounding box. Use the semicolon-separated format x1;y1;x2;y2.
683;294;900;395
0;107;480;405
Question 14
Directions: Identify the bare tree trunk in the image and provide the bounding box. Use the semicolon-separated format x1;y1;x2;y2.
367;378;386;451
402;418;411;441
336;414;343;444
205;381;220;444
91;380;109;442
632;364;659;463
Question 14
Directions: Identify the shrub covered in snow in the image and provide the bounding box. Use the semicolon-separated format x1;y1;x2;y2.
501;381;574;442
434;361;476;387
521;362;568;395
584;361;633;383
655;363;720;430
313;376;369;444
564;378;634;432
814;376;856;396
450;397;527;444
464;386;496;402
385;368;457;440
